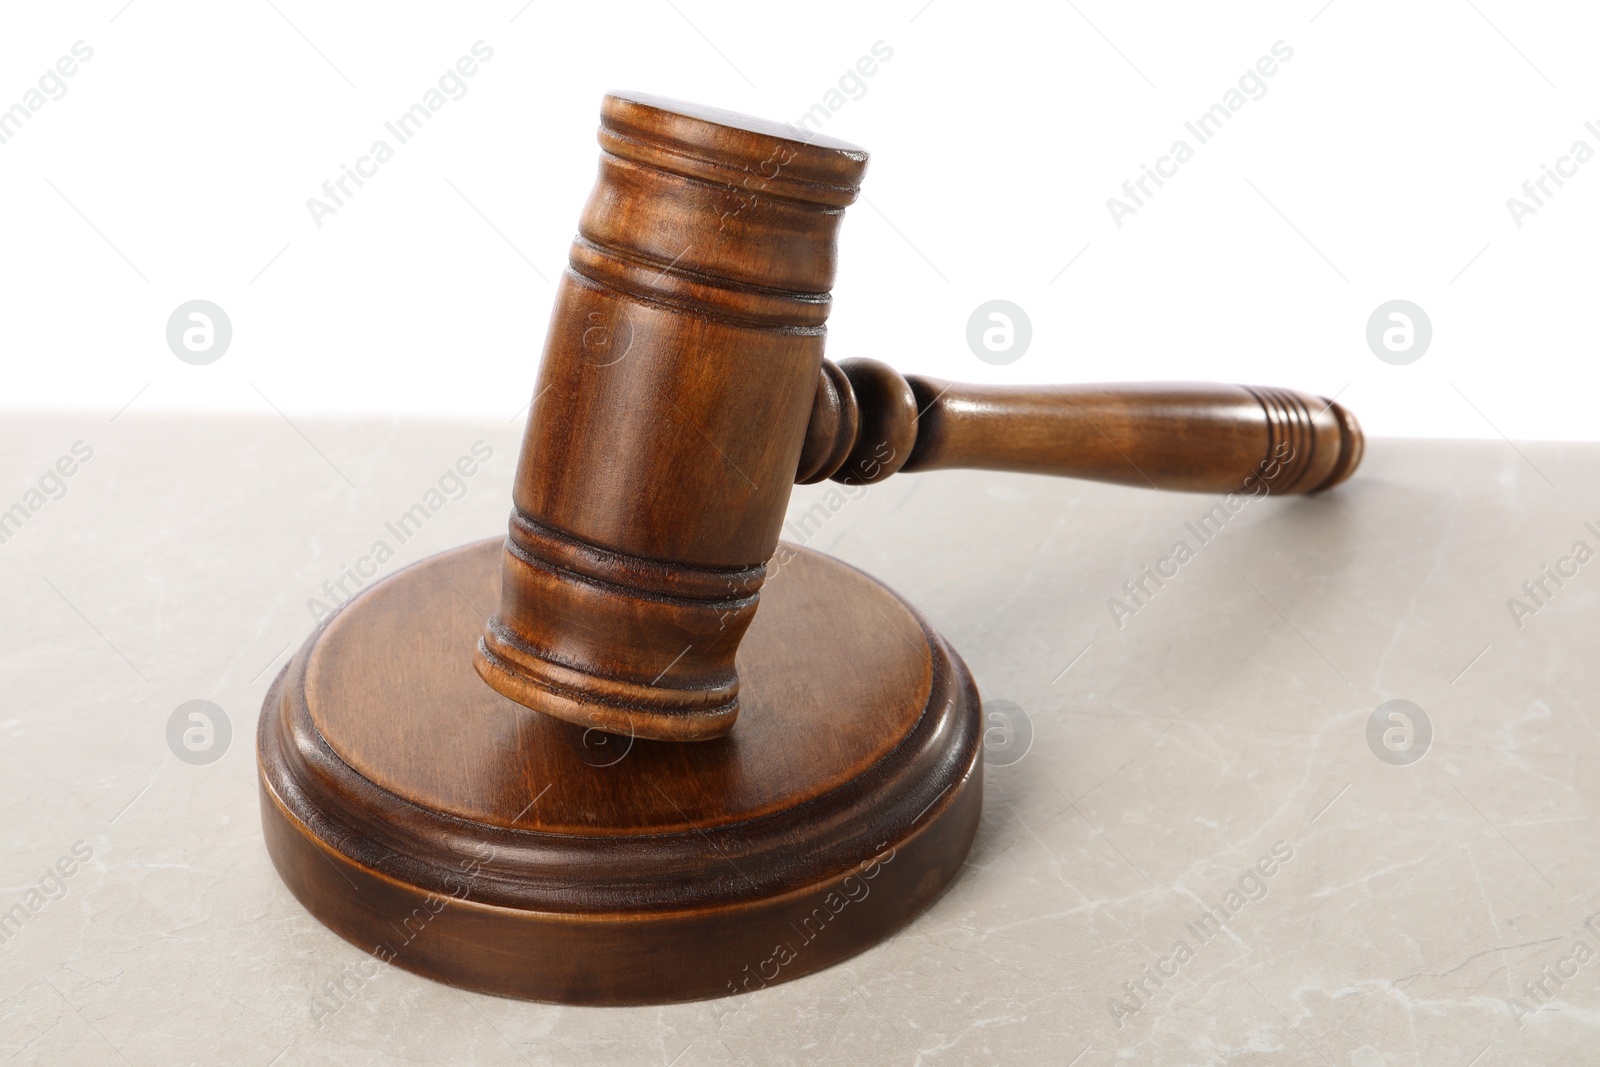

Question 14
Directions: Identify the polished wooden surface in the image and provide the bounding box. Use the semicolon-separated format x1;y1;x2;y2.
475;93;1365;744
257;89;1371;1007
310;541;932;832
259;538;981;1004
475;91;869;743
799;358;1364;494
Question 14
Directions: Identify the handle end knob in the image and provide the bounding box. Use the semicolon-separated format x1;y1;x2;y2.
1306;398;1364;494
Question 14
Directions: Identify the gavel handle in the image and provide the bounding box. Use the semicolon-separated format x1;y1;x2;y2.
796;358;1364;495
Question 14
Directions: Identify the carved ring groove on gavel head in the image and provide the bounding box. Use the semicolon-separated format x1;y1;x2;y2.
474;91;1364;744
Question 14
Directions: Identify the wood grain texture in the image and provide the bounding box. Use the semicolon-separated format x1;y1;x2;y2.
310;540;932;833
475;92;870;743
256;89;1372;1006
799;358;1364;494
259;538;982;1005
474;93;1366;744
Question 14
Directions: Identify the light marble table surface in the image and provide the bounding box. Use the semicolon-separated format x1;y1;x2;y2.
1;412;1596;1066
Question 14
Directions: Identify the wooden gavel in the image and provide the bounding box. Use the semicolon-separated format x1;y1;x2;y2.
474;92;1363;743
259;89;1370;1007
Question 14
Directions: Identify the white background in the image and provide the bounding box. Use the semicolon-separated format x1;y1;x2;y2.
2;0;1597;440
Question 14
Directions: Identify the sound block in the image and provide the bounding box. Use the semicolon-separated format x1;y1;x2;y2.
257;537;982;1005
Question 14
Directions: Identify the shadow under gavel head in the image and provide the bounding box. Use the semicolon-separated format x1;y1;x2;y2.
475;92;1365;744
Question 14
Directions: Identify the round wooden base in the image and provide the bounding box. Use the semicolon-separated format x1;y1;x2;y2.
257;538;982;1005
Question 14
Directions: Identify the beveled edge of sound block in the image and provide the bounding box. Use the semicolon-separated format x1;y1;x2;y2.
256;540;983;1005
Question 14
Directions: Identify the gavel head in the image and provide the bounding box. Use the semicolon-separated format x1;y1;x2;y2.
474;92;869;742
